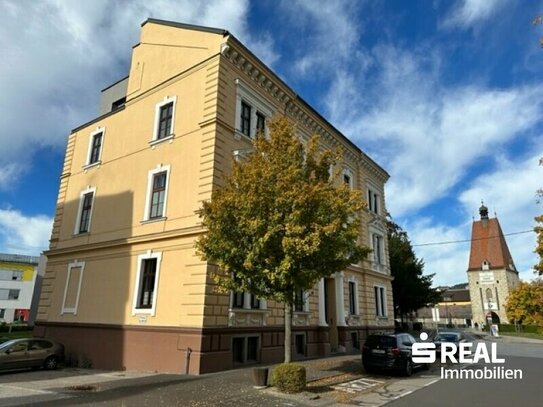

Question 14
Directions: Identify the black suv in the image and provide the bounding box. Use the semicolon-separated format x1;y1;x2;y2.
362;333;429;376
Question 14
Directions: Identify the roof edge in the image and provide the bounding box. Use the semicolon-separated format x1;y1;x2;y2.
142;18;229;36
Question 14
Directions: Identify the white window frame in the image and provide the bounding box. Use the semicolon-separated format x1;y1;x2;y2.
151;96;177;145
229;291;267;311
61;260;85;315
132;251;162;316
142;164;171;222
84;127;105;168
234;79;273;140
343;168;354;189
367;186;380;215
348;277;359;316
74;186;96;235
370;232;385;266
374;285;387;317
293;289;309;313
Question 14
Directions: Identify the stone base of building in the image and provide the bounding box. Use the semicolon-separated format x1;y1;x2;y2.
34;322;394;374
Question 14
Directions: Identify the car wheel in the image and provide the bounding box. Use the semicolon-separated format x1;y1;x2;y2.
44;356;59;370
403;359;413;377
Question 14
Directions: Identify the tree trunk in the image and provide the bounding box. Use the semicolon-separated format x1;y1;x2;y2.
284;302;292;363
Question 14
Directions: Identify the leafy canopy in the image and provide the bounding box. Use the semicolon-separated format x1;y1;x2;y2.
505;280;543;325
196;117;369;304
387;219;440;317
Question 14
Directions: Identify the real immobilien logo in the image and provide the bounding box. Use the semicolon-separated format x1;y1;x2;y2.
412;333;523;380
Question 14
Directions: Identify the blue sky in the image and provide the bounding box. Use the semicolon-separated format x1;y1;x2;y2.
1;0;542;286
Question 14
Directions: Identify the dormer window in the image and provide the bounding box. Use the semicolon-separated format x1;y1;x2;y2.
482;260;490;270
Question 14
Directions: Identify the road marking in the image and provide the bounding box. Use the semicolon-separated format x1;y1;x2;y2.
333;377;385;393
0;384;54;395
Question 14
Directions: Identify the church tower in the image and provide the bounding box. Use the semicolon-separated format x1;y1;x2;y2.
467;203;520;326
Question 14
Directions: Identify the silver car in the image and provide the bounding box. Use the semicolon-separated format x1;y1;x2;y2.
0;338;64;370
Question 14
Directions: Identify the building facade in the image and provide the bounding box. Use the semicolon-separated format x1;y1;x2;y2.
35;19;393;374
467;204;519;326
0;253;41;324
414;284;472;328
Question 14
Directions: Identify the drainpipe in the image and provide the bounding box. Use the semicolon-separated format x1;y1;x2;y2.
185;347;192;375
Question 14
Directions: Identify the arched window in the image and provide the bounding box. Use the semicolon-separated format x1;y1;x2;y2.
485;288;493;301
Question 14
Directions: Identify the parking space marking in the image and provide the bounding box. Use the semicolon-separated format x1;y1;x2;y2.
333;377;385;393
0;384;53;394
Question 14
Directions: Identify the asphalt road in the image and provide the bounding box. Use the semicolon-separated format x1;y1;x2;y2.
386;339;543;407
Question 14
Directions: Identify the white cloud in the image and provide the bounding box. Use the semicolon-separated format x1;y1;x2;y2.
327;45;543;217
399;151;543;287
0;209;53;255
0;0;274;189
441;0;512;29
459;150;543;280
280;0;366;77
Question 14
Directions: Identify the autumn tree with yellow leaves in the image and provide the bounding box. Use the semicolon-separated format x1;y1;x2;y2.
197;117;370;363
505;280;543;326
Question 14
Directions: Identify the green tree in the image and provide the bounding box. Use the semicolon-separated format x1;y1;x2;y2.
196;117;370;363
505;280;543;325
387;220;440;321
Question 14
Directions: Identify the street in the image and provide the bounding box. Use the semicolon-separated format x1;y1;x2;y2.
0;333;540;406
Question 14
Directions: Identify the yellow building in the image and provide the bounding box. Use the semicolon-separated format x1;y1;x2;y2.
35;19;393;374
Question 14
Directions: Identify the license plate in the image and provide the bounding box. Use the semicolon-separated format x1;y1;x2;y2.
372;349;385;354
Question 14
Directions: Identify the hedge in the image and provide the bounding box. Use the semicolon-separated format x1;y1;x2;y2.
0;324;33;333
271;363;306;393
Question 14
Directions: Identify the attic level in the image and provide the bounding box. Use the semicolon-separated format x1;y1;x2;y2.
99;76;128;115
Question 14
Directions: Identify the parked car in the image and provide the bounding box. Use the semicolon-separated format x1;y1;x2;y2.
433;331;466;355
362;333;429;376
0;338;64;371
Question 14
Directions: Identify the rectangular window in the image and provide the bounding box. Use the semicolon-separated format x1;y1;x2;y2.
250;295;260;309
89;132;103;164
0;309;4;318
232;292;244;308
157;102;173;140
294;290;305;312
295;334;306;356
374;286;386;317
349;281;356;315
12;270;23;281
137;258;157;309
78;192;94;233
149;172;167;219
373;234;383;264
241;101;251;137
368;189;379;214
0;289;20;300
256;111;265;135
232;336;259;364
351;332;359;349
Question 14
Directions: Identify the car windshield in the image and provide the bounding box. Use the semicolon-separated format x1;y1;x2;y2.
365;335;397;348
435;333;459;342
0;340;17;350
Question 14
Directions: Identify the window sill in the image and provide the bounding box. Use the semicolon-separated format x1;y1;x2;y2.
140;217;167;225
82;162;101;171
293;311;311;315
229;307;268;313
234;130;254;141
149;134;174;147
132;309;155;316
72;232;90;237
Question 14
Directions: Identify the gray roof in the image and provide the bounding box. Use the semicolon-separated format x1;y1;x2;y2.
0;253;40;265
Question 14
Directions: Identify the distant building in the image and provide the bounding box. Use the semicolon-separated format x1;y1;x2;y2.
0;253;43;324
467;204;520;325
414;284;472;328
